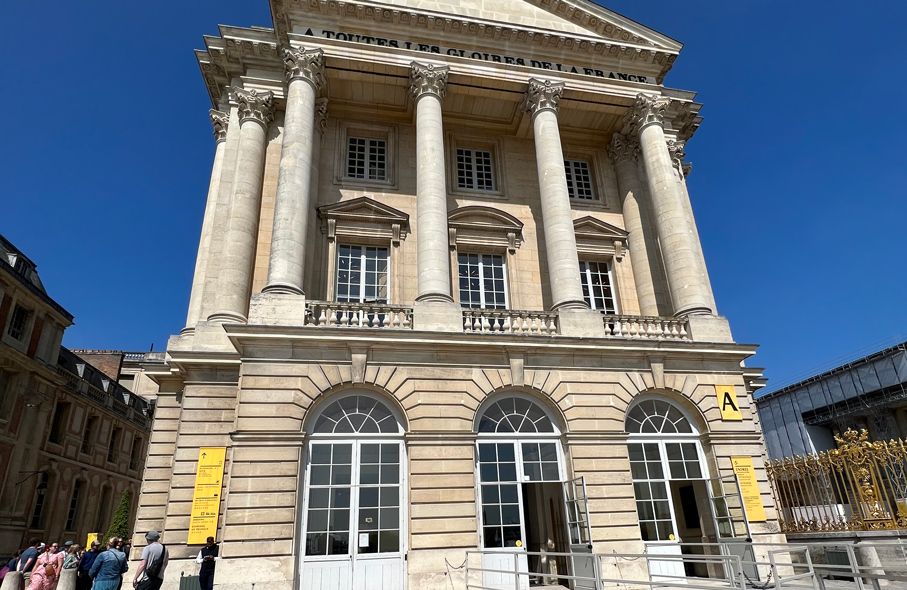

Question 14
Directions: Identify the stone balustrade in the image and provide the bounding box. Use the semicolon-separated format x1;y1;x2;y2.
462;309;558;335
306;301;413;329
602;314;691;340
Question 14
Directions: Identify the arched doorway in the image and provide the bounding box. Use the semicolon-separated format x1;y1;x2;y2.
475;395;594;590
299;393;405;590
626;396;717;579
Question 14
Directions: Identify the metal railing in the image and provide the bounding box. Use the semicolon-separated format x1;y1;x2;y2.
767;428;907;533
462;310;558;335
602;314;692;340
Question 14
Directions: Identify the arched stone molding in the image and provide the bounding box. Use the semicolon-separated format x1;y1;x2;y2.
472;386;569;436
301;382;410;435
623;389;710;437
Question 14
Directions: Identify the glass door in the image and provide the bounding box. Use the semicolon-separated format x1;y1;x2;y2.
564;476;597;590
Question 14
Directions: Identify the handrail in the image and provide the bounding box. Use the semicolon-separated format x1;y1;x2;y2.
462;309;558;335
306;301;413;329
602;314;691;340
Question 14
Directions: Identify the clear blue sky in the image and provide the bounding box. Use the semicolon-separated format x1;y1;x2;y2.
2;0;905;390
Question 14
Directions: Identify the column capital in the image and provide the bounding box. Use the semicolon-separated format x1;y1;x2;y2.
281;45;325;90
232;87;275;127
623;93;669;134
409;62;449;102
314;98;329;135
209;109;229;143
607;133;639;165
521;78;564;118
666;139;687;176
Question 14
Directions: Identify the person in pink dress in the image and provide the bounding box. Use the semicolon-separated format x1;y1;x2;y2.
28;543;63;590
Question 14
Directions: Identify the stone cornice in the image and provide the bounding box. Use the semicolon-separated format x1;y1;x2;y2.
409;62;449;102
232;87;276;127
209;109;229;142
281;44;325;88
521;78;564;117
606;132;638;165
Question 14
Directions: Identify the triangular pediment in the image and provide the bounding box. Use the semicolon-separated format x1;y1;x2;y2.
573;216;628;241
318;197;409;225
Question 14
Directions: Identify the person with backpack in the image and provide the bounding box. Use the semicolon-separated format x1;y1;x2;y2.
132;532;167;590
88;538;127;590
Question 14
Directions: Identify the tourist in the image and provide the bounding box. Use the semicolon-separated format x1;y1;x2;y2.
6;550;22;573
27;542;63;590
77;541;101;590
194;537;219;590
19;539;41;574
89;538;127;590
63;545;81;570
132;532;167;590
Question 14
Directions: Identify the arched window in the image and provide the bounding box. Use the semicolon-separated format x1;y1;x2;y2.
477;396;556;434
312;395;401;435
625;398;695;434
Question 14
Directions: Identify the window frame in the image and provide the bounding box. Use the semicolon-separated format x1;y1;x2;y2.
335;121;397;189
564;159;596;201
334;244;391;305
562;148;612;209
447;135;506;198
456;147;496;192
579;259;618;313
457;252;509;310
7;304;31;342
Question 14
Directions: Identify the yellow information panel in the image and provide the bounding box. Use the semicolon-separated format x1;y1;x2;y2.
732;456;767;522
716;385;743;421
188;447;227;545
86;533;98;547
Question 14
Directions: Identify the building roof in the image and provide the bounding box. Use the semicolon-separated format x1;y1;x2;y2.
0;234;73;322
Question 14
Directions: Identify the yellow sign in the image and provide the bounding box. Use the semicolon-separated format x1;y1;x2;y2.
86;533;98;547
188;447;227;544
716;385;742;421
732;456;767;522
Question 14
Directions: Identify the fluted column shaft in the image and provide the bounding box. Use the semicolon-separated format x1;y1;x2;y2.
608;134;659;316
264;47;325;295
209;88;275;323
628;94;714;316
410;63;453;302
184;111;229;331
523;79;586;310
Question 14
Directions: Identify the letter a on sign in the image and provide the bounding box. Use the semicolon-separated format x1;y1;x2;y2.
715;385;742;421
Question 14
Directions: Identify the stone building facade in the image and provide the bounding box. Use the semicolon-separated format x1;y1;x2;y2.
135;0;779;588
0;235;152;554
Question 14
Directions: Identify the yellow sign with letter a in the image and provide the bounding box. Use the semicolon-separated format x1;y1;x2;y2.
188;447;227;544
732;456;767;522
715;385;742;421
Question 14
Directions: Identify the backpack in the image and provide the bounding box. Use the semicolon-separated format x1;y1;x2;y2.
145;544;166;578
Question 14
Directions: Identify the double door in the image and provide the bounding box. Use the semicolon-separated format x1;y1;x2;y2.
300;441;404;590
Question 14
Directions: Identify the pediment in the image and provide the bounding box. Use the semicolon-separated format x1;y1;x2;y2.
573;216;628;258
448;206;524;251
318;197;410;243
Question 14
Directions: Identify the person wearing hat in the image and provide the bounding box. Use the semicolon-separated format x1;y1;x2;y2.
132;532;167;590
77;540;101;590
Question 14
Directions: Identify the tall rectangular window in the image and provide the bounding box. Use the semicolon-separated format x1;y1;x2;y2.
579;260;616;313
107;428;121;464
129;436;143;471
66;480;82;531
458;253;507;309
81;417;95;455
565;160;594;200
336;245;389;304
30;473;48;529
7;305;30;341
456;148;495;191
347;137;387;181
48;402;68;445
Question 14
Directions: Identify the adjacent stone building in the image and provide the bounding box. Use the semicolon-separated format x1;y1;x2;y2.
0;235;152;554
135;0;778;588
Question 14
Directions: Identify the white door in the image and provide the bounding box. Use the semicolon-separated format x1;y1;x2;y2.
563;477;597;590
301;441;404;590
708;475;757;580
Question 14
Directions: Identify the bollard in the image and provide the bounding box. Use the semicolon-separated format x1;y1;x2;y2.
57;569;77;590
0;571;23;590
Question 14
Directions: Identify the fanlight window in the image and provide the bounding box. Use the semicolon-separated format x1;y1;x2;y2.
313;396;400;434
478;397;555;434
625;399;695;434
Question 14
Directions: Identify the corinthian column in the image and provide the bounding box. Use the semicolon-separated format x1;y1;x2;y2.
184;110;229;332
626;94;714;316
264;46;325;295
522;79;586;310
208;88;275;323
607;133;660;316
409;62;452;302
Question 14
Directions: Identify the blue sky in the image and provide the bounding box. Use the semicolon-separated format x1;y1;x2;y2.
1;0;905;390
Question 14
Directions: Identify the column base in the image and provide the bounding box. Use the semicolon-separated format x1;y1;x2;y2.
550;298;588;311
206;310;247;324
674;305;714;317
247;292;308;326
415;292;454;304
412;300;462;332
179;325;196;336
261;282;305;296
